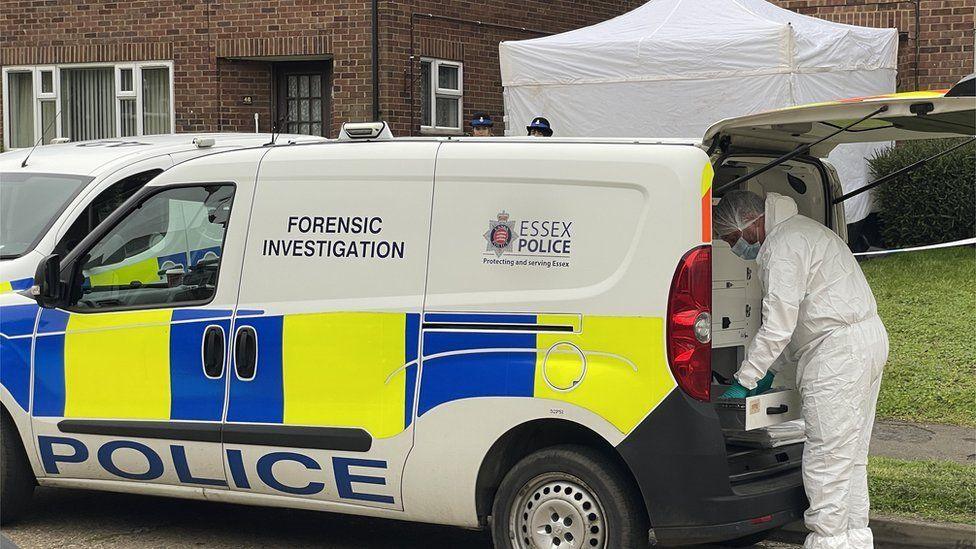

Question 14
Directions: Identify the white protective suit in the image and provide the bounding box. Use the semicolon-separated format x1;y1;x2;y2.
734;193;889;549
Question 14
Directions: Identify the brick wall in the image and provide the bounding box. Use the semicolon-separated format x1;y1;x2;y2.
1;0;972;143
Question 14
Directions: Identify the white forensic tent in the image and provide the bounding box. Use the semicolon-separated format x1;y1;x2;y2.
499;0;899;223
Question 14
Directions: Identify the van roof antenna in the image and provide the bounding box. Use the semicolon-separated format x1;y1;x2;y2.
265;116;286;146
21;109;62;168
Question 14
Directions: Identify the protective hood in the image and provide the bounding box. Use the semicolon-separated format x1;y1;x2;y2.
764;192;798;234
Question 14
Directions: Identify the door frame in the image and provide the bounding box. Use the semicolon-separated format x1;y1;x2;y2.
272;60;332;138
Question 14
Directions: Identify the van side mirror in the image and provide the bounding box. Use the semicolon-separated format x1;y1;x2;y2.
32;254;63;309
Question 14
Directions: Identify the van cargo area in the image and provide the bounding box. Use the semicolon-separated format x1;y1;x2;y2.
708;157;823;490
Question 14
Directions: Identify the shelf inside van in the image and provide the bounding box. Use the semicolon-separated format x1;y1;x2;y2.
712;386;801;431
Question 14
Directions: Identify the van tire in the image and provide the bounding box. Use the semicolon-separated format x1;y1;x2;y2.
1;409;35;525
490;444;648;549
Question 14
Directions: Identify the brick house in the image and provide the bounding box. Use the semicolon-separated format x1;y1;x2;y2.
1;0;972;149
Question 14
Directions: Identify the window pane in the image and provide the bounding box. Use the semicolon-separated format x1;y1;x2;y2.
311;99;321;122
288;76;297;98
310;75;321;97
41;71;54;94
119;68;133;92
120;98;137;137
79;185;235;310
299;75;310;97
61;67;116;142
0;172;91;257
311;122;322;136
420;61;431;127
8;72;34;148
435;96;459;128
142;67;171;135
300;99;309;122
438;64;459;90
41;100;57;144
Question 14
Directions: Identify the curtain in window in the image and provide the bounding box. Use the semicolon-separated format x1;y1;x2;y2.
61;67;116;142
142;68;171;135
8;72;34;148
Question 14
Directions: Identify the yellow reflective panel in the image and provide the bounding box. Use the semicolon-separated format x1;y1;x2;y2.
89;257;162;287
64;310;172;419
0;281;13;294
535;316;675;435
282;312;407;438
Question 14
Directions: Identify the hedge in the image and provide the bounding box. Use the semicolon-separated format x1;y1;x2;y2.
868;138;975;248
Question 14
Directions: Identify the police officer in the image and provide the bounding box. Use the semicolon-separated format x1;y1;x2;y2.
527;116;553;137
471;112;494;137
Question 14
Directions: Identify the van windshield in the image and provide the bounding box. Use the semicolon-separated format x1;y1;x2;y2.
0;172;93;259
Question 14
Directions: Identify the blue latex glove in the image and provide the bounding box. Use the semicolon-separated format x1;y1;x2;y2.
751;372;775;396
721;383;749;399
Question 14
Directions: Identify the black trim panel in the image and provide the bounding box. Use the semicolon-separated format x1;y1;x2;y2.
422;322;574;332
58;419;221;443
57;420;373;452
223;424;372;452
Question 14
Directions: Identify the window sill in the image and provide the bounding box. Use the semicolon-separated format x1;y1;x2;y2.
419;126;464;136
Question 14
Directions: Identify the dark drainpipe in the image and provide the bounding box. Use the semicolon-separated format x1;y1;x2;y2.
372;0;381;121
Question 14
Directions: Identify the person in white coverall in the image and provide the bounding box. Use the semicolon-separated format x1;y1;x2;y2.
713;190;889;549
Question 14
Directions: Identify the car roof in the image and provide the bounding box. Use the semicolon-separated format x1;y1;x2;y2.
0;133;325;176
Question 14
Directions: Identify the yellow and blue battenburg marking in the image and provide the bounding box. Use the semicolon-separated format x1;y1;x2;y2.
31;307;233;421
0;303;40;411
0;277;34;294
225;312;420;439
418;312;676;434
5;303;673;439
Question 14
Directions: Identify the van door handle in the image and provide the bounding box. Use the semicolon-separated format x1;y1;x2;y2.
234;326;257;380
202;325;225;378
766;404;789;415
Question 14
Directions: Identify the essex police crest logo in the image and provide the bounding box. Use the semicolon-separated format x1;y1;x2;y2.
485;210;516;256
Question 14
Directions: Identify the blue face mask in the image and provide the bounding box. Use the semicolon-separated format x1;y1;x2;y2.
731;237;761;260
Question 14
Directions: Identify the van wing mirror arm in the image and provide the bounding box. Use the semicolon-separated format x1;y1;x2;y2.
832;136;976;204
714;105;889;196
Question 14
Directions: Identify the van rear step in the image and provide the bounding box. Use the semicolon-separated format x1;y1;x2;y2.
727;443;802;485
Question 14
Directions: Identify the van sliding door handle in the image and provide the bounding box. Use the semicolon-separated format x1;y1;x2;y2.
234;326;257;381
766;404;789;415
202;326;225;378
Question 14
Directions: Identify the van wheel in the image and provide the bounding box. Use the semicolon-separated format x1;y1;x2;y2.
490;445;648;549
1;410;35;525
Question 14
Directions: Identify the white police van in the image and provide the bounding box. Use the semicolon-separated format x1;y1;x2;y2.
1;85;972;548
0;133;324;294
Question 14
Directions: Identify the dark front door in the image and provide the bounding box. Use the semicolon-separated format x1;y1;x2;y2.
275;61;330;137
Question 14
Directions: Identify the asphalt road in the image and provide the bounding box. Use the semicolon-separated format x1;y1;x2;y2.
3;487;801;549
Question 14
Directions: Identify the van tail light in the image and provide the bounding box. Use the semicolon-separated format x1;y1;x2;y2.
667;245;712;402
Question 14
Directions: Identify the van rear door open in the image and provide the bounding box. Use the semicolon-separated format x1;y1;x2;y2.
704;88;975;159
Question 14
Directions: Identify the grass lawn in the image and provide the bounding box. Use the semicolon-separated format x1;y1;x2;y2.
869;456;975;524
859;246;976;427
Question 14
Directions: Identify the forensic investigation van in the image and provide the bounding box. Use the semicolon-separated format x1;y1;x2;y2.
0;133;325;294
1;79;972;548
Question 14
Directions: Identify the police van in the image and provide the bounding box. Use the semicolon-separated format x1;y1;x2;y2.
0;133;324;294
1;83;972;548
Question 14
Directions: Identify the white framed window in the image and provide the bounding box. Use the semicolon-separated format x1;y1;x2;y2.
2;61;174;150
420;58;463;133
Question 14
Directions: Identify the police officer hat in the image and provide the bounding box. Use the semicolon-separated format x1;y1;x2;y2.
471;112;493;127
526;116;553;137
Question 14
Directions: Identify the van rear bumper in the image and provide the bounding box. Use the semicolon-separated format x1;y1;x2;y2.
651;507;802;546
616;389;808;546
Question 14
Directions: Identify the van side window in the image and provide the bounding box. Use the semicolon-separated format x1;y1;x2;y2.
72;184;234;312
56;169;163;256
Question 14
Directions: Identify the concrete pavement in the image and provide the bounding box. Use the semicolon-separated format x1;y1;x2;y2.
869;420;975;464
